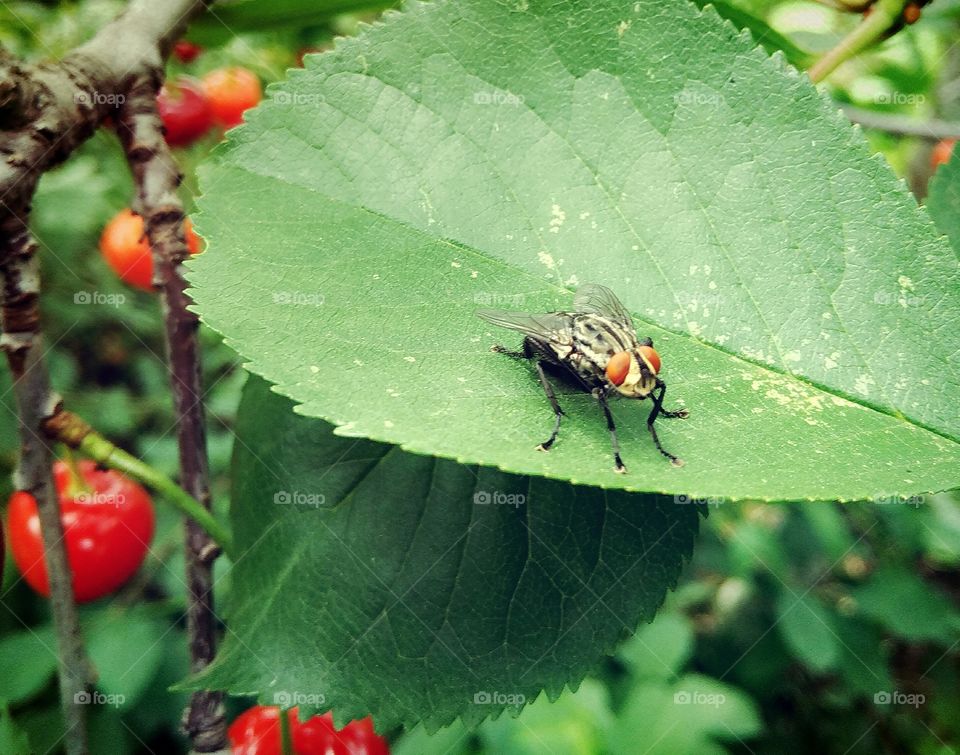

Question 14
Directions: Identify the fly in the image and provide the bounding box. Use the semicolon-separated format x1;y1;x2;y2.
477;283;688;472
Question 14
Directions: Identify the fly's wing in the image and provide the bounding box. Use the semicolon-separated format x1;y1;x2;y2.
573;284;635;332
475;309;571;342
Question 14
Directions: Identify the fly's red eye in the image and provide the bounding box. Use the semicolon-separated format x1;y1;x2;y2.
638;345;660;374
606;351;631;385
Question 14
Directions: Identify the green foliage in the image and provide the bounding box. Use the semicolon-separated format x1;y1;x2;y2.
476;681;613;755
0;627;58;705
86;607;169;705
689;0;814;68
189;0;960;501
610;673;762;754
185;377;700;730
0;704;30;755
0;0;958;752
775;590;839;672
618;612;694;678
186;0;395;46
927;144;960;255
854;566;960;642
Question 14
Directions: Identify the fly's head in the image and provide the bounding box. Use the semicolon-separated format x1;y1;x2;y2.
605;339;661;398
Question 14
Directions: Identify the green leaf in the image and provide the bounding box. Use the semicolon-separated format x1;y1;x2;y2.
86;607;168;705
831;616;893;701
186;0;395;46
15;706;130;755
775;590;839;672
799;503;857;563
728;520;789;579
926;145;960;257
15;708;63;755
0;627;57;705
188;0;960;501
689;0;813;68
609;674;761;754
617;611;694;679
923;493;960;566
393;721;474;755
853;566;960;643
0;704;30;755
183;377;700;731
479;680;613;755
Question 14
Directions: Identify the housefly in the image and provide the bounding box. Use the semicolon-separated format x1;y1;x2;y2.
477;283;688;472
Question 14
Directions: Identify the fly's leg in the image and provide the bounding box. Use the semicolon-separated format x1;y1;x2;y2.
534;362;564;451
654;379;689;419
648;382;684;466
491;340;566;451
491;344;526;358
593;388;626;474
492;337;542;360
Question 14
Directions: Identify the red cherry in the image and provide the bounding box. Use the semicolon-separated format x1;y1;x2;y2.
6;460;155;603
228;706;390;755
932;139;955;170
157;77;212;147
638;345;661;374
99;208;201;291
296;713;389;755
201;67;262;128
173;40;202;64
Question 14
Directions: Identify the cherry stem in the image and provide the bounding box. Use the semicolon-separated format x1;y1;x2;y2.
279;709;294;755
44;410;235;558
79;433;235;559
58;446;93;498
808;0;908;83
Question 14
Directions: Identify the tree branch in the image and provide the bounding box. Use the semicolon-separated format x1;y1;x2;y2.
0;0;207;218
0;221;91;755
0;0;218;751
841;104;960;140
115;80;226;752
